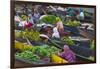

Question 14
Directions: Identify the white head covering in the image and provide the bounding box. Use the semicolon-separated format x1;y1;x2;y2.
52;27;60;38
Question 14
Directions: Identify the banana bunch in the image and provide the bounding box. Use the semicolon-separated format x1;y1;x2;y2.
51;54;68;63
15;41;35;52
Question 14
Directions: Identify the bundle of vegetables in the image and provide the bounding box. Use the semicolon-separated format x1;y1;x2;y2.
64;20;80;27
48;46;60;53
16;50;40;62
34;45;60;57
61;37;75;46
34;46;50;57
15;29;41;41
40;15;60;24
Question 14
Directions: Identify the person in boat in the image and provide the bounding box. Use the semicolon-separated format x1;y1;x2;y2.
17;14;33;29
52;17;70;38
77;9;84;21
52;26;60;38
14;12;22;29
28;13;34;24
32;9;40;23
39;25;53;42
14;12;21;23
58;45;76;63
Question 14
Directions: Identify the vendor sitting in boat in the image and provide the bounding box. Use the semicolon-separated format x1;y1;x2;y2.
52;17;70;38
58;45;76;63
39;25;53;42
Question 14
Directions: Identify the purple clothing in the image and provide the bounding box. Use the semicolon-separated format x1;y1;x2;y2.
60;50;76;63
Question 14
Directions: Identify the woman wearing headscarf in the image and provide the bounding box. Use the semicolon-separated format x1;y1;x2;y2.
54;17;70;37
58;45;76;63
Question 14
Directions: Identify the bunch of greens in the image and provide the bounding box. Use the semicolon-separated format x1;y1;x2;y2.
61;37;75;46
34;45;60;57
40;15;60;24
34;46;50;57
16;50;40;62
64;20;80;27
48;46;60;54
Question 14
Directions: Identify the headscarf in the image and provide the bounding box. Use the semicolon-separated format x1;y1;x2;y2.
63;45;70;52
61;44;76;63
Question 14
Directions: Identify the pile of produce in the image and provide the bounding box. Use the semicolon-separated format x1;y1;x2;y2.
15;29;41;41
16;51;40;62
34;46;50;57
40;15;60;24
64;20;80;27
15;41;35;51
15;41;60;59
61;37;75;46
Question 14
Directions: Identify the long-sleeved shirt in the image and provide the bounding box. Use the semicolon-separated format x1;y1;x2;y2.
60;50;76;63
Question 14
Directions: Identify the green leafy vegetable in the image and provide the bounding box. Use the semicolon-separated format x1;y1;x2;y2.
40;15;60;24
61;37;75;46
16;50;40;62
34;45;60;57
64;20;80;27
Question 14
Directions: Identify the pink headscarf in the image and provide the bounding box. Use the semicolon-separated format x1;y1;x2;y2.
63;45;70;51
63;45;75;55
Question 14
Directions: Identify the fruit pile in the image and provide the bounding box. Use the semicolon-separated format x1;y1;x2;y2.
15;29;41;41
15;41;35;51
